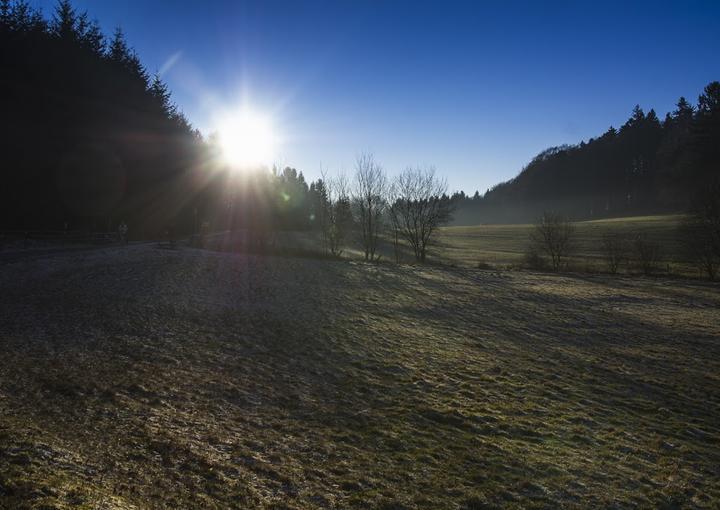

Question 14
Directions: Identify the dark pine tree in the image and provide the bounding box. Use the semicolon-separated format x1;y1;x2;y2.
0;0;204;236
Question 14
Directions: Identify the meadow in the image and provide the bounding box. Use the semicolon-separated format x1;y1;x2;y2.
435;215;692;274
1;241;719;509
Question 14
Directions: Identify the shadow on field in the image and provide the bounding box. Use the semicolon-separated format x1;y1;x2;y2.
1;247;719;508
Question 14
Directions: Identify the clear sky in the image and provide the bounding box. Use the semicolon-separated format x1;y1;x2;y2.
33;0;720;194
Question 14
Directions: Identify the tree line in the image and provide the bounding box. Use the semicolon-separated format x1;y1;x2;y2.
201;152;455;263
1;0;455;259
1;0;201;237
325;155;454;262
2;0;718;269
452;83;720;224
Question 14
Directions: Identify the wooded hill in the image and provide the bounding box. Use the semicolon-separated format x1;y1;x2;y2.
0;1;347;239
3;1;718;234
452;83;720;224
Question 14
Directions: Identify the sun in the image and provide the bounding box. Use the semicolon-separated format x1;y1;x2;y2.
217;110;277;169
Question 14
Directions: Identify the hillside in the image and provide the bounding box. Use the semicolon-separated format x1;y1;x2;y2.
452;85;720;224
2;245;719;508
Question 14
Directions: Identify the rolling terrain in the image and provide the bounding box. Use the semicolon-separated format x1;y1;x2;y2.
1;244;719;509
435;215;690;272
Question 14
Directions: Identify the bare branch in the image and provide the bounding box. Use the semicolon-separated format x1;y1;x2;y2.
352;153;387;261
389;166;453;262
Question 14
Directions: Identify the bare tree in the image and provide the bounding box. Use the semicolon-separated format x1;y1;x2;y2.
523;245;547;270
634;234;663;275
387;184;404;263
321;170;353;257
529;212;575;271
389;166;453;262
681;219;718;280
600;232;630;274
680;183;720;280
352;153;387;261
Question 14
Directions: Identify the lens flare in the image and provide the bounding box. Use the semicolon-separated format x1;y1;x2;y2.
217;110;277;169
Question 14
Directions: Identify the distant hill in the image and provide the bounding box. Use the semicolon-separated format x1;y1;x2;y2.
452;83;720;224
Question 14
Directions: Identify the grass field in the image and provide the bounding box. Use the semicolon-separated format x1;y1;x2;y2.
434;215;690;273
1;244;719;509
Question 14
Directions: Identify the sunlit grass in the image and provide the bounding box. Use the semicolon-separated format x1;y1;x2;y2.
1;246;718;508
435;214;691;272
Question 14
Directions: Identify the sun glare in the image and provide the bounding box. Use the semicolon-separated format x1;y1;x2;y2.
217;110;277;169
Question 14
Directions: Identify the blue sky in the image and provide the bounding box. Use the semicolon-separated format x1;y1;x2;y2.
33;0;720;193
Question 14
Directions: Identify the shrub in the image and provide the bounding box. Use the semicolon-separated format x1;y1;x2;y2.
600;232;630;274
523;246;547;270
679;219;718;280
528;212;575;271
679;184;720;280
476;261;494;270
634;234;663;275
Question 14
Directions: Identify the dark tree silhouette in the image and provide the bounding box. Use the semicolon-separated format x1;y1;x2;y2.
529;212;576;271
600;232;631;274
318;172;353;256
633;234;663;275
389;166;454;262
352;153;387;261
452;82;720;224
680;183;720;280
0;0;206;238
